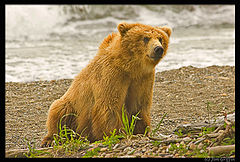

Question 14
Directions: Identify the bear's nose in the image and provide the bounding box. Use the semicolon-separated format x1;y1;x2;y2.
154;46;164;57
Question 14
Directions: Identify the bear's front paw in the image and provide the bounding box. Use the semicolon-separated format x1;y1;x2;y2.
40;136;53;148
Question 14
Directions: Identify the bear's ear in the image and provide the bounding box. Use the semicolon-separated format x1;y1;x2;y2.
158;26;172;37
118;22;135;37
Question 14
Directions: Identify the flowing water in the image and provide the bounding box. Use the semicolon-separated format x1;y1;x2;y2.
5;5;235;82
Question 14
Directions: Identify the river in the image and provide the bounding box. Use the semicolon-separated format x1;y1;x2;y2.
5;5;235;82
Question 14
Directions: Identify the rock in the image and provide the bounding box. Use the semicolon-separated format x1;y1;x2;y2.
127;149;135;155
141;147;147;152
112;143;119;149
165;144;171;153
141;155;159;158
117;145;127;150
105;154;112;158
185;151;191;156
197;143;204;150
133;150;142;157
158;153;170;157
112;149;120;153
100;148;107;152
123;146;135;155
176;143;180;147
119;155;136;158
182;137;191;142
200;150;205;154
189;143;196;150
152;147;158;152
5;66;235;157
180;141;185;145
204;139;211;145
174;153;180;157
194;137;205;145
161;145;168;150
172;150;177;155
145;150;151;155
218;130;225;134
87;147;94;152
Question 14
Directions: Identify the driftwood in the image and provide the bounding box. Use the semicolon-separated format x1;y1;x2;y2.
205;133;221;138
5;147;53;158
173;113;235;134
208;145;235;156
172;112;235;157
209;113;234;147
205;112;235;157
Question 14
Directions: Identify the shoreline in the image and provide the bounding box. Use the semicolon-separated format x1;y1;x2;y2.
5;65;235;151
5;65;235;84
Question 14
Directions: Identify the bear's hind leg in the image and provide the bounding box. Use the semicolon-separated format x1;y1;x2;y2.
41;99;73;147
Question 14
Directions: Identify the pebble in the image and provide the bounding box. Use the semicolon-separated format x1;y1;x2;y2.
200;150;205;154
123;146;135;155
194;137;205;145
113;149;121;153
182;137;191;142
185;151;191;156
204;139;211;145
133;150;142;157
100;148;108;152
112;143;119;149
152;147;158;152
5;66;235;158
101;153;106;157
176;143;180;147
158;153;170;157
87;147;94;152
197;143;204;150
117;145;127;150
180;141;185;145
120;155;136;158
161;145;168;150
105;154;113;158
172;150;177;155
127;149;135;155
174;153;180;157
141;147;147;152
189;143;196;150
218;130;224;133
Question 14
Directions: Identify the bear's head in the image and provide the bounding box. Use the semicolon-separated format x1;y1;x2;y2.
118;22;171;69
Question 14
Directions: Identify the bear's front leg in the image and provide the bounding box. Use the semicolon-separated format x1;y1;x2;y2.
89;73;130;141
134;108;151;135
131;72;155;135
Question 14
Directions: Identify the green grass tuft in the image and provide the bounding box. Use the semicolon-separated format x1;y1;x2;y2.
120;104;141;138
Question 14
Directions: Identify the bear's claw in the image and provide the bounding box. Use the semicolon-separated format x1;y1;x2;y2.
40;137;53;148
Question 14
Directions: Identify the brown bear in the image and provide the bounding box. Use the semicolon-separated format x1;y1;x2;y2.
41;22;171;147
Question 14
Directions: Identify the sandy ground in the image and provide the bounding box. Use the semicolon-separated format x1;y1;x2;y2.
5;65;235;151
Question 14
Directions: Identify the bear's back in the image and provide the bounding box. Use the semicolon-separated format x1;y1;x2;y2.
98;32;119;53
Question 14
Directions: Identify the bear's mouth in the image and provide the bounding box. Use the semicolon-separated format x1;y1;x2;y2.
147;55;162;61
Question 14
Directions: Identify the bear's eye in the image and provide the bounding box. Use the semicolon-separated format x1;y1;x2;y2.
159;37;163;44
143;37;150;44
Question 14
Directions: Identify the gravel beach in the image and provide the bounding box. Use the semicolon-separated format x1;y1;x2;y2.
5;65;235;157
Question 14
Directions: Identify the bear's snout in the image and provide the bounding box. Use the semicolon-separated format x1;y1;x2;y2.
154;46;164;58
